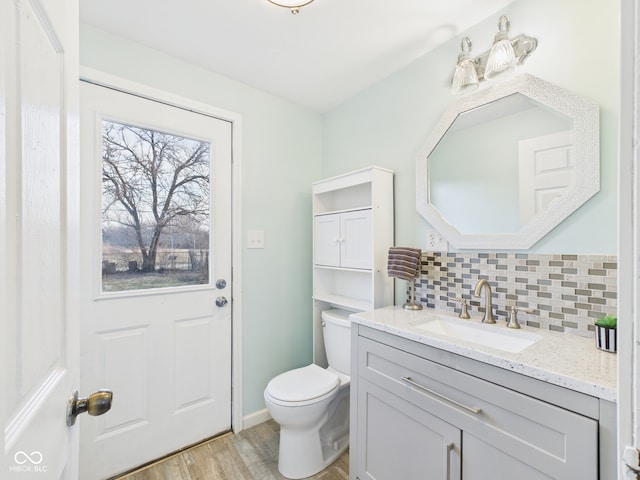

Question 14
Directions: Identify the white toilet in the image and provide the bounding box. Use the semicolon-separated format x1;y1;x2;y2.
264;309;351;479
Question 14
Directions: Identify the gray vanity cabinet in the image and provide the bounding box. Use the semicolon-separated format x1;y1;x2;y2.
350;326;602;480
355;377;461;479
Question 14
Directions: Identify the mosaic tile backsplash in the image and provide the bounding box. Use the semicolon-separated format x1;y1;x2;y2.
413;252;617;338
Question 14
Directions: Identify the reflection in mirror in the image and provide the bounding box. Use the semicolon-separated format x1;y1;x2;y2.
428;93;573;235
416;74;600;250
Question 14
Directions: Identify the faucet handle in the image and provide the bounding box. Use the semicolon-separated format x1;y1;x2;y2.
452;297;471;319
506;305;534;329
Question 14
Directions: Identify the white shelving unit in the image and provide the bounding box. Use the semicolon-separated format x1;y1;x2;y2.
312;166;394;366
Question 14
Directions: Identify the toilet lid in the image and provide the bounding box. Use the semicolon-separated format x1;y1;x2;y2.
266;364;339;403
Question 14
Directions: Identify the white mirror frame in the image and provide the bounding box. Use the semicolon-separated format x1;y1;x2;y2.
416;73;600;250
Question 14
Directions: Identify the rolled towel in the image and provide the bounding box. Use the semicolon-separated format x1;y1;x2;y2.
388;247;422;281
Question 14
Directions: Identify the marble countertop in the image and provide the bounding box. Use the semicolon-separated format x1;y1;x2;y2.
350;306;617;402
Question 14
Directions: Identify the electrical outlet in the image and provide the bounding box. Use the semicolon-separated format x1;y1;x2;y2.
425;228;448;252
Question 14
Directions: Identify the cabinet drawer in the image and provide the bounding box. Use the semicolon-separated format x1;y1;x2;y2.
357;336;598;479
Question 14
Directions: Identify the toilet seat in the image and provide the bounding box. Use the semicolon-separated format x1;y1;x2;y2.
266;364;339;406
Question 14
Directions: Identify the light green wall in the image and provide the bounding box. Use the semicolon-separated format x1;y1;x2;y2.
323;0;619;256
79;24;323;416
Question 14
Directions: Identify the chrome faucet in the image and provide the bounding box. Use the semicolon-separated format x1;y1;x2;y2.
473;279;496;324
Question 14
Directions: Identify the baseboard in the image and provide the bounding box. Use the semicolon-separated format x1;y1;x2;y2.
242;408;272;430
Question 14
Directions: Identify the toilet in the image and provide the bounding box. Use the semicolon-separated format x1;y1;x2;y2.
264;309;351;479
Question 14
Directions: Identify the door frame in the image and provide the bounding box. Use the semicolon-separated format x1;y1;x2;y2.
78;66;245;433
618;0;638;477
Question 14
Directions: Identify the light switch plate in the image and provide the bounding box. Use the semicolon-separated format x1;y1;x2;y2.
247;229;264;249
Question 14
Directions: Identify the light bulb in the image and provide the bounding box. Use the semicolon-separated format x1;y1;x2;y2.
484;16;517;81
451;37;479;95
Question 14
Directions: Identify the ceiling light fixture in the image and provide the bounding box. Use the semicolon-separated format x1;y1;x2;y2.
451;15;537;95
267;0;315;14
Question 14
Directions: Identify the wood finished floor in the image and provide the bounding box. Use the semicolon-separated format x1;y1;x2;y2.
115;420;349;480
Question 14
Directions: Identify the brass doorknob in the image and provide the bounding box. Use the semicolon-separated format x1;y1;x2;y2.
66;389;113;426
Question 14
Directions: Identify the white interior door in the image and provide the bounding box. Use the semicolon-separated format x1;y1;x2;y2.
79;81;233;479
518;130;574;226
2;0;82;477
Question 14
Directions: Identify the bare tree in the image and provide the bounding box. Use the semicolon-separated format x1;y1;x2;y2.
102;121;210;272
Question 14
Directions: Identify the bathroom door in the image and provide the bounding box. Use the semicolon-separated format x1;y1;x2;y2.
518;130;574;226
3;0;82;476
79;81;232;479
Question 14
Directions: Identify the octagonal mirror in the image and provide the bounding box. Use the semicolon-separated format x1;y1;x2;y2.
416;73;600;250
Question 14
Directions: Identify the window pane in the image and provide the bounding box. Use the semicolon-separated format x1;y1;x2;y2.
101;120;210;292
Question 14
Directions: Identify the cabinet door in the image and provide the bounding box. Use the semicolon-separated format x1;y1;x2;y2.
314;214;341;266
462;421;597;480
340;209;372;269
463;434;553;479
355;378;460;480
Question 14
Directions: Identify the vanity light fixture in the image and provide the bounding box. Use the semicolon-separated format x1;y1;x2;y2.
267;0;315;14
485;15;519;81
451;37;480;95
451;15;537;95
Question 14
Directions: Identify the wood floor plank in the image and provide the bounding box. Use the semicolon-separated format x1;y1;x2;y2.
205;434;256;480
181;441;228;480
122;455;191;480
230;434;279;479
317;451;349;480
116;420;349;480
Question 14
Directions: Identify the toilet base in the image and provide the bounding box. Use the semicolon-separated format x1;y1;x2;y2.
276;389;349;479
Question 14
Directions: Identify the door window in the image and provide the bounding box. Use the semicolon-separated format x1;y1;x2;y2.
101;120;211;292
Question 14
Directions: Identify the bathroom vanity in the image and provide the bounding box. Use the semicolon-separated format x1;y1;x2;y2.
348;307;617;480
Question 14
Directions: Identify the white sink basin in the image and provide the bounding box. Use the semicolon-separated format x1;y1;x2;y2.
414;315;542;354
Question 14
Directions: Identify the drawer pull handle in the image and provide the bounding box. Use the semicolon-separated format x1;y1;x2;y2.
401;376;482;415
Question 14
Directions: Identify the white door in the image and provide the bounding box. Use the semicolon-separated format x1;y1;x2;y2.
2;0;83;477
619;1;640;477
79;82;233;479
518;130;574;226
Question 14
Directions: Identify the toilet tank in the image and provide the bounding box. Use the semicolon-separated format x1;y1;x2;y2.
322;309;352;376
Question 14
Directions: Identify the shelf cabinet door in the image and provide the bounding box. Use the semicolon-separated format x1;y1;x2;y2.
314;209;372;269
340;209;372;269
355;378;461;480
314;214;341;267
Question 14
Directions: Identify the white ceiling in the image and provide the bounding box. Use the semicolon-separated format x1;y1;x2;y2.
79;0;514;112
